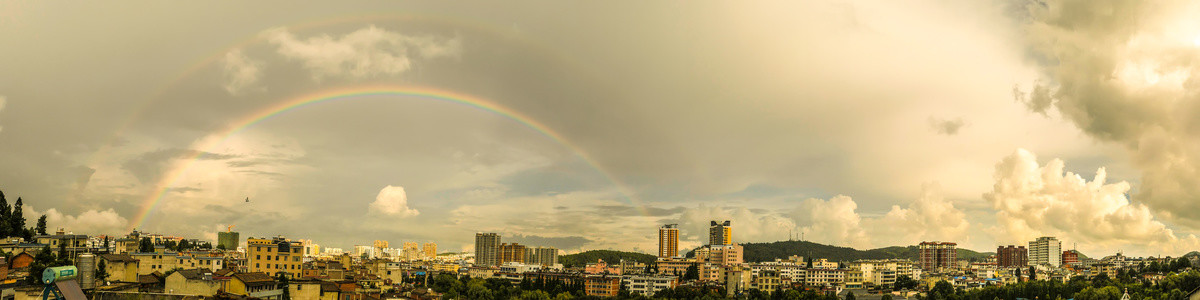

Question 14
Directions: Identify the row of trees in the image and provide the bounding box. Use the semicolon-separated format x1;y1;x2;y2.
430;274;588;299
0;190;49;242
135;236;213;252
921;269;1200;300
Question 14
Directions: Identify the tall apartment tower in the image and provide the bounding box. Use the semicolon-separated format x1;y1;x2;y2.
658;224;679;258
997;245;1028;267
526;247;559;266
709;221;732;246
918;241;957;271
1028;236;1062;266
475;233;501;266
500;243;527;264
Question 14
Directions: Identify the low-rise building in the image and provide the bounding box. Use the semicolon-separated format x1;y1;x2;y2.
227;272;282;299
585;275;621;297
100;254;140;283
164;269;225;296
621;275;679;297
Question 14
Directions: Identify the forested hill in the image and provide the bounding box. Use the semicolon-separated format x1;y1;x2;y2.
559;250;656;268
695;240;994;263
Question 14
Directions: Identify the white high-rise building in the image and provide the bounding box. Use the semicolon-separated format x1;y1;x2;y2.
1028;237;1062;267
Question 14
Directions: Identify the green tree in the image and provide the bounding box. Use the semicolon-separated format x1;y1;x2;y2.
138;237;154;252
1029;266;1037;281
881;294;894;300
35;215;46;235
684;264;700;281
845;291;856;300
276;272;291;300
96;259;109;284
1016;267;1023;282
895;275;917;291
0;192;11;238
177;239;190;251
930;280;955;300
10;198;24;237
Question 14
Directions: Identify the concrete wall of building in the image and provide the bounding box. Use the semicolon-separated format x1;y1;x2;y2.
163;273;223;296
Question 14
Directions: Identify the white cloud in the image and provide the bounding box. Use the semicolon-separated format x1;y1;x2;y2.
867;184;971;247
674;205;796;249
1012;0;1200;228
789;196;871;248
220;49;264;95
368;185;419;218
264;25;461;80
40;208;129;235
984;148;1200;254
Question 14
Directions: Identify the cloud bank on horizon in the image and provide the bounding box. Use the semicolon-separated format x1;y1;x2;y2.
0;0;1196;257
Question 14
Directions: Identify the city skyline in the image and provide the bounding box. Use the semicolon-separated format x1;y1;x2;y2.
5;1;1200;257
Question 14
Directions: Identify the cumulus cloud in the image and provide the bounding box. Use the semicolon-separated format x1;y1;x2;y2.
368;185;419;217
789;196;871;248
41;208;129;235
984;149;1200;253
220;49;264;95
673;190;971;250
674;205;797;247
264;25;461;80
928;117;967;135
1012;0;1200;227
867;184;971;246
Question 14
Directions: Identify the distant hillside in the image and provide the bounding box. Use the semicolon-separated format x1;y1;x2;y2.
689;240;993;263
560;250;656;268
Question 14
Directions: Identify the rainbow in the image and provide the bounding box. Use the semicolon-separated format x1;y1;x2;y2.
129;85;643;230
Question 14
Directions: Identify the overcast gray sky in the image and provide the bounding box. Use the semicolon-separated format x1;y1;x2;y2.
2;0;1199;256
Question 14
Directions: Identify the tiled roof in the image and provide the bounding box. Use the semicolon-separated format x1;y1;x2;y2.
100;254;138;263
232;272;275;287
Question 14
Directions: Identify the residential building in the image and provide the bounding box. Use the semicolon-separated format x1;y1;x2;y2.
422;243;437;259
500;243;527;264
724;266;752;297
755;270;782;294
403;242;420;261
700;244;744;265
1029;237;1062;267
35;230;89;257
806;269;845;287
585;275;621;297
997;245;1028;267
709;221;732;245
164;269;225;296
227;272;282;299
99;254;139;283
353;245;373;259
585;259;621;275
526;247;559;266
658;224;679;258
919;241;957;272
622;275;679;297
656;257;699;276
297;239;319;258
217;231;240;250
1063;250;1081;267
247;237;304;278
475;233;501;266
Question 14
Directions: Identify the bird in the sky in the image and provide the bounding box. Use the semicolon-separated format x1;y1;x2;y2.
245;197;250;203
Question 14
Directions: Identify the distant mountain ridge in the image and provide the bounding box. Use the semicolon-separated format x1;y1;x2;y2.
702;240;994;263
559;250;656;268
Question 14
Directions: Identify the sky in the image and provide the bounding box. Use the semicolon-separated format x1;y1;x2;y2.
2;0;1200;257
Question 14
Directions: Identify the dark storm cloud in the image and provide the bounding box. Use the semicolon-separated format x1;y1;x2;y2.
503;234;593;251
